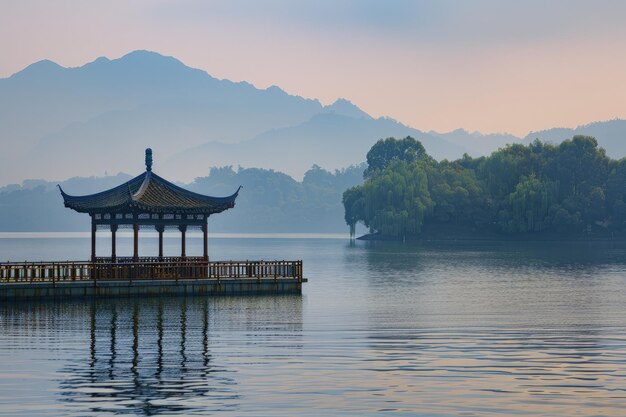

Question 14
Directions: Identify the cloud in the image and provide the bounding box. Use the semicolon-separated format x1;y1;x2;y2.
145;0;626;45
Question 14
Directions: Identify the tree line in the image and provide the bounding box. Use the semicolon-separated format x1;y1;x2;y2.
0;165;364;232
343;136;626;239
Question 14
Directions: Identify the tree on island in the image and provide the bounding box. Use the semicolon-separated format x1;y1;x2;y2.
363;136;433;178
345;137;435;239
344;135;626;238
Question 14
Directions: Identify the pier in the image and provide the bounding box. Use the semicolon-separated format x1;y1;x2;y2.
0;149;306;300
0;258;304;299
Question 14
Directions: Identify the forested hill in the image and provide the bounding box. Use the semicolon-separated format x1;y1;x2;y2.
343;136;626;239
0;165;364;232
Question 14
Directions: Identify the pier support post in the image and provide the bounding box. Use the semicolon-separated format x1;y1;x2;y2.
111;224;118;262
202;222;208;262
179;225;187;258
91;217;97;262
156;225;164;260
133;223;139;262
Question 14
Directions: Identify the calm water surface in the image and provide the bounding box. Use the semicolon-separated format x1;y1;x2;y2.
1;235;626;416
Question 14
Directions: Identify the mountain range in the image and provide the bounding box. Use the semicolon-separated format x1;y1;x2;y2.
1;50;625;185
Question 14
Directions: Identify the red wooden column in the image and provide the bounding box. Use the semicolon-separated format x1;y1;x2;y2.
202;222;208;261
91;216;97;262
180;225;187;258
111;224;118;262
133;223;139;262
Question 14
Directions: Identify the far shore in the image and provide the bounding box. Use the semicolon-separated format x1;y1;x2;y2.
357;225;626;242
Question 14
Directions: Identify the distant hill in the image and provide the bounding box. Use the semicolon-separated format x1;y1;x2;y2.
0;51;323;182
523;120;626;157
162;113;467;180
0;166;365;233
430;129;521;157
0;50;467;183
1;50;625;185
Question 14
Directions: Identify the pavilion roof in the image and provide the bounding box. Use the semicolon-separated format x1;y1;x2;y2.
59;170;241;215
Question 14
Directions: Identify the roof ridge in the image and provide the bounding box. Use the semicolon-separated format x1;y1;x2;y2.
132;171;152;201
59;172;146;200
59;170;240;215
150;172;242;202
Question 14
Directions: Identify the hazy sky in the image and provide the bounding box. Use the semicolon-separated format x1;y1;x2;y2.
2;0;626;136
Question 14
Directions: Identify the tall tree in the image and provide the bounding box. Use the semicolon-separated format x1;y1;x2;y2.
364;136;432;178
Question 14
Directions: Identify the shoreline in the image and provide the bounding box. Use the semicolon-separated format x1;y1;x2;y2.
357;231;626;243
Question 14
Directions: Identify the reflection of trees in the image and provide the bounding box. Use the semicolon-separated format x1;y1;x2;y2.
61;298;241;416
360;240;626;277
360;241;427;287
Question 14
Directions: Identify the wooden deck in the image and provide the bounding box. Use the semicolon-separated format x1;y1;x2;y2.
0;258;303;284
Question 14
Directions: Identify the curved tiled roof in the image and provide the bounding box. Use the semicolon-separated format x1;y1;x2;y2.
59;171;241;215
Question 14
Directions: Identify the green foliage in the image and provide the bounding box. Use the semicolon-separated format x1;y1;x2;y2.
0;165;366;233
190;164;366;232
499;175;557;233
360;160;434;237
426;161;489;226
344;135;626;237
364;136;432;178
342;186;364;228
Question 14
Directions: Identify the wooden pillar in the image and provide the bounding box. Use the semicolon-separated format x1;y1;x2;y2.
202;222;208;261
156;225;164;259
111;224;118;262
179;225;187;258
91;217;97;262
133;223;139;262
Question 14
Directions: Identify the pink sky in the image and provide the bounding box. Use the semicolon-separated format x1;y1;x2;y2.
2;0;626;136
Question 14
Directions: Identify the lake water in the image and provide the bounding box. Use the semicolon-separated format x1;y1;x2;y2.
1;235;626;416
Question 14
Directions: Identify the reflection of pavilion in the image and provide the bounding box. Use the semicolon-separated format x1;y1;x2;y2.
24;295;304;415
0;296;304;415
59;298;241;415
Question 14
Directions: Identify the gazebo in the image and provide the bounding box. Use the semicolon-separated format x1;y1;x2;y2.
58;149;240;263
0;148;303;298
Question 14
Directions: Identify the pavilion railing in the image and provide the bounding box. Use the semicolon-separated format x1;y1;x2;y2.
93;256;205;264
0;259;303;284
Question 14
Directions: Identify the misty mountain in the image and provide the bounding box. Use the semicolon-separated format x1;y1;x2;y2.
0;50;468;183
162;113;468;180
0;50;323;182
2;50;625;186
524;120;626;157
431;129;522;156
321;98;373;120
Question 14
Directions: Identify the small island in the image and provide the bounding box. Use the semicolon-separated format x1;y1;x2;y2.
343;135;626;241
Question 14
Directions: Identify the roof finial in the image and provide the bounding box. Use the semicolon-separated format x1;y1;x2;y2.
145;148;153;171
